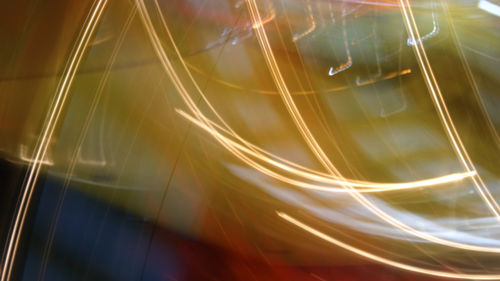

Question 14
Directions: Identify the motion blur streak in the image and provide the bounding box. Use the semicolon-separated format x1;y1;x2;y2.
246;0;500;254
3;0;500;280
399;0;500;219
478;0;500;17
292;0;316;41
142;0;500;256
278;211;500;280
0;1;108;281
177;109;476;192
137;0;475;195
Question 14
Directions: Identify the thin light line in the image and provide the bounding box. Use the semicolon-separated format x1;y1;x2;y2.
0;1;108;281
278;211;500;280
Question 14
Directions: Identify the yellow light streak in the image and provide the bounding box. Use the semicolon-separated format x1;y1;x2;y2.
138;0;470;195
246;0;342;176
245;0;500;253
278;211;500;280
137;0;500;255
177;109;476;192
398;0;500;219
0;1;109;281
441;1;500;151
251;1;275;29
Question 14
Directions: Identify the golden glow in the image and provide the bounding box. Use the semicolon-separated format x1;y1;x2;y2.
3;0;499;280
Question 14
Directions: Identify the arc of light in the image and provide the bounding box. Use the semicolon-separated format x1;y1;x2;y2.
245;0;342;176
244;0;500;253
441;1;500;155
178;109;475;192
398;0;500;219
138;0;472;191
0;1;109;281
137;0;500;253
278;211;500;280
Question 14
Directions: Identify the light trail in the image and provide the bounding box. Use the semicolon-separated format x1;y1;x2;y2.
245;0;500;253
327;7;352;77
137;0;466;192
251;1;275;29
278;211;500;280
180;108;500;253
441;0;500;152
186;61;410;94
406;4;439;46
136;0;500;256
246;0;344;176
177;109;476;192
399;0;500;219
1;0;496;278
35;8;138;281
292;0;317;42
0;1;109;281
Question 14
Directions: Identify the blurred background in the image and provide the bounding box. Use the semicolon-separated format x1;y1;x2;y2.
1;0;500;280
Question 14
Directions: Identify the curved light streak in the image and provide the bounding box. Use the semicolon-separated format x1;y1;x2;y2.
177;109;475;192
278;211;500;280
441;0;500;152
136;0;500;257
0;1;109;281
399;0;500;219
245;0;500;253
136;0;472;191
